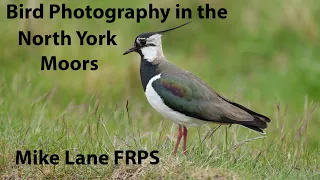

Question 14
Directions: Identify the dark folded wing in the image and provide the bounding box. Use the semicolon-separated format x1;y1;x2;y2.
151;73;256;124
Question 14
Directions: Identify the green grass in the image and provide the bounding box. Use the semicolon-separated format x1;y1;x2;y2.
1;0;320;179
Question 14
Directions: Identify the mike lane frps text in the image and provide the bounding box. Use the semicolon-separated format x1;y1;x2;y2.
16;150;160;165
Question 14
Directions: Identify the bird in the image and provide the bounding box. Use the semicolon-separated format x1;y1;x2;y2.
123;22;271;155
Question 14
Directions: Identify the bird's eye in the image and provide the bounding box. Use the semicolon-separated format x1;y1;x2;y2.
140;39;146;45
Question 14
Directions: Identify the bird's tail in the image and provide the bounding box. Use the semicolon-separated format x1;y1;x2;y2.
214;93;271;134
229;101;271;134
241;116;269;134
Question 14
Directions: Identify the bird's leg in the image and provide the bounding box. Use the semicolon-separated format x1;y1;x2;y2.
172;125;183;155
182;126;188;155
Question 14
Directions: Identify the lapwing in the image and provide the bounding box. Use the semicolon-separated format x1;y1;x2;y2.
123;22;271;155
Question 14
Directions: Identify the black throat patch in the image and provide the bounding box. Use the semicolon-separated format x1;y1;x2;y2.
140;59;159;92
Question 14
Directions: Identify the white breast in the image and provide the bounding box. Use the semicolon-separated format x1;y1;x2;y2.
145;74;207;127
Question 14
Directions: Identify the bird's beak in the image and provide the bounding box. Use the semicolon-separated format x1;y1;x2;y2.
123;46;137;55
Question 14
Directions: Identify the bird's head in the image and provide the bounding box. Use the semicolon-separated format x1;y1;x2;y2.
123;21;191;62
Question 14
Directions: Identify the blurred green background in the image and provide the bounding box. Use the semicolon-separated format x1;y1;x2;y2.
1;0;320;179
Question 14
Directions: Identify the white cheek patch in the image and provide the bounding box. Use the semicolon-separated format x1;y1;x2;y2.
141;46;157;62
148;34;162;46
